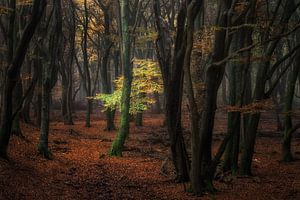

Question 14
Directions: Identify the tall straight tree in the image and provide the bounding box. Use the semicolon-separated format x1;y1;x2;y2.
38;0;62;158
0;0;46;158
98;0;115;131
82;0;93;128
109;0;132;156
60;0;76;125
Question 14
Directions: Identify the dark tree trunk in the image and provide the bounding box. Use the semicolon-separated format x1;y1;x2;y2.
0;0;46;158
22;57;39;124
223;20;253;174
11;79;23;136
38;0;62;159
99;2;115;131
38;78;52;158
282;50;300;162
240;0;297;175
35;70;42;127
83;0;92;128
135;112;143;126
153;0;190;183
189;0;233;194
21;61;32;123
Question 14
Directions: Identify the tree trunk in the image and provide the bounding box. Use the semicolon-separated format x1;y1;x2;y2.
35;71;42;127
61;62;74;125
240;0;297;176
153;0;190;182
135;112;143;126
37;0;61;159
109;0;132;156
190;0;233;193
99;3;115;131
282;54;300;162
22;56;39;124
0;0;46;158
38;79;52;158
223;24;251;174
11;79;23;136
82;0;92;128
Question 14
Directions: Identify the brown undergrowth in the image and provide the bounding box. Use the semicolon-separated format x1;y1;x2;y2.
0;112;299;199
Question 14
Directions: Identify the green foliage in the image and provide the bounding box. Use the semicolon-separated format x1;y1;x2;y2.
95;59;162;114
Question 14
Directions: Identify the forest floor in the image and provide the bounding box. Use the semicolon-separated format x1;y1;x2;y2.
0;111;300;200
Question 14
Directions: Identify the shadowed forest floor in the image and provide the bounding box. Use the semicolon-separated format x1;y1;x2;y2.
0;112;300;200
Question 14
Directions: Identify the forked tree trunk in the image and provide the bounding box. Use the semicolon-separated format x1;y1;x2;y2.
190;0;232;194
240;0;297;175
153;0;190;182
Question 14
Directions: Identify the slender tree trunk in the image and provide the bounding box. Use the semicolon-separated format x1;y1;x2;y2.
109;0;132;156
66;72;74;125
22;56;39;124
82;0;92;128
38;0;61;159
99;3;115;131
61;72;68;121
223;25;250;174
38;78;52;158
282;54;300;162
135;112;143;126
36;70;42;127
61;59;74;125
11;79;23;136
21;61;31;123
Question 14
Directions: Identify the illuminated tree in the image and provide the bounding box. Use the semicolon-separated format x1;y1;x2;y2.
95;59;163;119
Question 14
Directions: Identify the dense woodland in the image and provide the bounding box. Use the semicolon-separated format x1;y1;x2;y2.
0;0;300;199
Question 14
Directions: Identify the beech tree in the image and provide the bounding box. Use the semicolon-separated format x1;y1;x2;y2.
153;0;191;182
38;0;62;159
109;0;132;156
